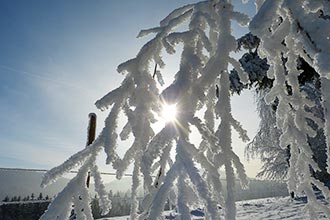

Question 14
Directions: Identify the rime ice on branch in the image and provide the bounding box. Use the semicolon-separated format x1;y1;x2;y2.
40;114;110;220
40;1;251;220
250;0;330;218
141;1;250;220
41;1;330;219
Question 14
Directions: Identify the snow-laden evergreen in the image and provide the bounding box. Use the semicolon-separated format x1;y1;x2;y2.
250;0;330;218
40;0;330;219
245;89;289;180
140;1;251;219
41;1;250;220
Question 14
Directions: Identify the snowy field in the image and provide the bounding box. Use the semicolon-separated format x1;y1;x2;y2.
98;196;328;220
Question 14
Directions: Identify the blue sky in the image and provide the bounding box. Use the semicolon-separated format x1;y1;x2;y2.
0;0;260;178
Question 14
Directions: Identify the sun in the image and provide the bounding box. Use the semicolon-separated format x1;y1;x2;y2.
161;103;177;123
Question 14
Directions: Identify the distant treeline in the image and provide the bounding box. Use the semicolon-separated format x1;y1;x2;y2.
0;180;288;220
92;191;171;219
1;193;50;220
2;193;51;202
0;191;133;220
235;179;289;201
92;191;131;219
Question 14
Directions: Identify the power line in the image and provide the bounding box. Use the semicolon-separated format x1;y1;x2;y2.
0;167;231;182
0;167;231;180
0;167;134;177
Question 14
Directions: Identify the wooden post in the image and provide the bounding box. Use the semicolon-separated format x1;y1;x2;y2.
87;113;97;146
86;113;97;188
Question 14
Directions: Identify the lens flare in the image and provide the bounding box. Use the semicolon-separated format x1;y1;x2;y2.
161;104;177;122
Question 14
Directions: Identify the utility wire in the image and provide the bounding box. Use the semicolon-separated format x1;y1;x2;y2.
0;166;147;206
0;167;228;180
0;167;134;177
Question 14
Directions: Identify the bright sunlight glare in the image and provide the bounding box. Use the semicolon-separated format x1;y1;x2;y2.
161;104;177;123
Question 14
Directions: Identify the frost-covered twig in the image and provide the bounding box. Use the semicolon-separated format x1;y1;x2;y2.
250;1;330;218
41;1;255;219
40;115;110;220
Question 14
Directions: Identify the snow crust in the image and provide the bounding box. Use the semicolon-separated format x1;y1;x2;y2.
100;196;329;220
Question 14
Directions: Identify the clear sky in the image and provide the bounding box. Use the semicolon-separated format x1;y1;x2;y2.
0;0;261;178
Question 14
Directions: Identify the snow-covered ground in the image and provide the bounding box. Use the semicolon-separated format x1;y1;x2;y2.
99;196;328;220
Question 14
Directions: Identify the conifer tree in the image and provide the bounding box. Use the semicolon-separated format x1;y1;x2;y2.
250;1;330;218
40;1;330;219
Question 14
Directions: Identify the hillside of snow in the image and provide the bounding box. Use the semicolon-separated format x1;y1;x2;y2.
99;196;328;220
